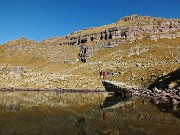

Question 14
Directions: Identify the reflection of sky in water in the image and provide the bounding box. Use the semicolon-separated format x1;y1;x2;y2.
0;92;179;135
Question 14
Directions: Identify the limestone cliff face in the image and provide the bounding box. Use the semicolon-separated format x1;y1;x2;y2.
3;15;180;50
41;14;180;47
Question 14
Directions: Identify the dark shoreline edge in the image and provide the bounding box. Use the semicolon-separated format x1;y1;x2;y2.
0;88;106;93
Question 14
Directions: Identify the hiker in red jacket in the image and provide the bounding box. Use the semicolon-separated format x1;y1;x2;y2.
103;71;107;80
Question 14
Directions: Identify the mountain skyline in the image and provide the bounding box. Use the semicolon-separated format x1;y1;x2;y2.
0;0;180;45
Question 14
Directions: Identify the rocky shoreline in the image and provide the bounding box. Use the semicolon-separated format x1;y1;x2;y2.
102;80;180;111
133;88;180;111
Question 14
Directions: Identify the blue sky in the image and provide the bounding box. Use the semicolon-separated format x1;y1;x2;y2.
0;0;180;45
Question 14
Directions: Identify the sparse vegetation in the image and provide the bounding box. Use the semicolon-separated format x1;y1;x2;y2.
0;15;179;90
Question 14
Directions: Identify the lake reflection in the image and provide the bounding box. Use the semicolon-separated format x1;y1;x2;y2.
0;91;179;135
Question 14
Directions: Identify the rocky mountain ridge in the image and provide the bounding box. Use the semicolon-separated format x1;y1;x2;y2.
42;14;180;46
0;14;180;90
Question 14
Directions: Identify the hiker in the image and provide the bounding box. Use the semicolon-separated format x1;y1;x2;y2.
107;71;111;76
103;71;107;79
100;70;103;77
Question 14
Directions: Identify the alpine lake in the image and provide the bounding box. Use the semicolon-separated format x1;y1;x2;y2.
0;91;179;135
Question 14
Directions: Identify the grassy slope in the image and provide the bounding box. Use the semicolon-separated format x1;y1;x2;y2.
0;37;179;89
86;37;180;88
0;14;179;89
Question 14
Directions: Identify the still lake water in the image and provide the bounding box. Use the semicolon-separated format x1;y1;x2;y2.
0;91;179;135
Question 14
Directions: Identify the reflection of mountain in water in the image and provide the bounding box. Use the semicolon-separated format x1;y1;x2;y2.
0;91;107;112
0;92;179;135
101;94;132;110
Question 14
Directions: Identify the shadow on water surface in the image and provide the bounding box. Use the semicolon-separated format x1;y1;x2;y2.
150;99;180;119
101;93;180;119
100;93;131;110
